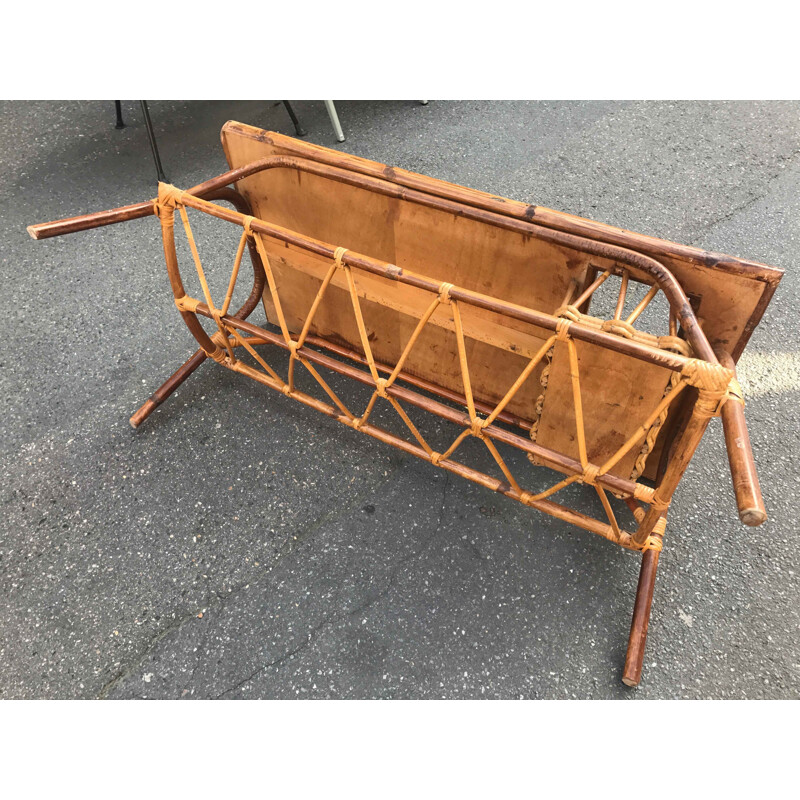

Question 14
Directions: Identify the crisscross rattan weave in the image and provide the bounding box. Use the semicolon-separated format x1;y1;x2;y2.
159;184;737;556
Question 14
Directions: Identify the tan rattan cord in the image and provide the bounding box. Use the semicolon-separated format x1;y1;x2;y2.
160;191;723;555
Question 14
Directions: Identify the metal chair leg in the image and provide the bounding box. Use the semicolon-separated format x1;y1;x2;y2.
324;100;345;142
114;101;125;129
140;101;168;183
282;101;307;137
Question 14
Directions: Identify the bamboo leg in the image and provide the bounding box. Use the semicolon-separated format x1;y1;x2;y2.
130;349;208;428
622;545;660;687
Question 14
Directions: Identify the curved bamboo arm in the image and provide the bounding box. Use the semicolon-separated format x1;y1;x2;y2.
28;155;718;363
716;350;767;526
129;185;266;430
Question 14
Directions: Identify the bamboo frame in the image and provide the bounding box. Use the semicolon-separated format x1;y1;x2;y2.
28;144;774;687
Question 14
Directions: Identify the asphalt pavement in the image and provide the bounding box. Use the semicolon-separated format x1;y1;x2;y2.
1;100;797;699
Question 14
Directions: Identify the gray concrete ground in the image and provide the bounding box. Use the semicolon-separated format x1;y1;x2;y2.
1;100;798;699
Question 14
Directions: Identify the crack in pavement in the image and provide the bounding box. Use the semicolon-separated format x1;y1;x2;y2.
211;473;451;699
687;148;800;247
95;461;405;699
213;611;339;699
186;619;211;690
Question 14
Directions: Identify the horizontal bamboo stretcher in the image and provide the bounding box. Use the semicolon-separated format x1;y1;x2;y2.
28;124;782;687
